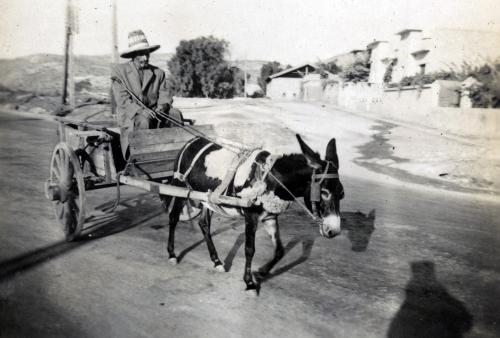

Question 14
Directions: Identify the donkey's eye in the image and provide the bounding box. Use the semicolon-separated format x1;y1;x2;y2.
321;189;331;200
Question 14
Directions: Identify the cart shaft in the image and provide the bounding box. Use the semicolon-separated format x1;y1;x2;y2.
119;176;252;208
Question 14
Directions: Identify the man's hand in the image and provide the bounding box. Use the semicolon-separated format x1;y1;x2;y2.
141;108;157;120
156;103;171;114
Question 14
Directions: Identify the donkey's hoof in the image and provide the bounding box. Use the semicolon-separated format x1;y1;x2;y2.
214;264;226;273
244;284;260;297
245;288;259;297
168;257;178;265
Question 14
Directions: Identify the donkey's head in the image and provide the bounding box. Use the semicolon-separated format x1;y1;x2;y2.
297;135;344;238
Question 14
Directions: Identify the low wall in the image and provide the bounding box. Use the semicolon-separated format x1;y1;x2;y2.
322;82;500;137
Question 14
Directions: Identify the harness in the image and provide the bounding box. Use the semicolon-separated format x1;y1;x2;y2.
310;161;339;218
173;138;263;216
173;138;213;182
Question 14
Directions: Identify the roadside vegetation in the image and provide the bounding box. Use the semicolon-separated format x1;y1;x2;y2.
257;61;291;95
384;61;500;108
167;36;245;99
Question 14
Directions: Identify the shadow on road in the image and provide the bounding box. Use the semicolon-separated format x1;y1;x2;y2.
248;209;376;284
83;193;162;239
0;193;162;282
176;226;232;263
387;261;473;338
255;236;315;284
224;232;245;271
341;209;376;252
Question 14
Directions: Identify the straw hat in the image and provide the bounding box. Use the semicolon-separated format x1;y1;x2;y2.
120;30;160;58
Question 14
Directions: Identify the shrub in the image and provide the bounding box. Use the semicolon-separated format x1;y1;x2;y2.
258;61;285;94
391;61;500;107
167;36;241;98
340;60;370;83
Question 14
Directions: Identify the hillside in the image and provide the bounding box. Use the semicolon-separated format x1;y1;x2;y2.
0;54;268;114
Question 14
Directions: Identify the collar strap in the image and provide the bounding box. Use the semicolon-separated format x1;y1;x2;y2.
312;161;339;184
314;173;339;180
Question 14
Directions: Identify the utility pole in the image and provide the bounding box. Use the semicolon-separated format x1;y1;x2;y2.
110;0;119;115
111;0;119;63
62;0;77;111
244;67;247;98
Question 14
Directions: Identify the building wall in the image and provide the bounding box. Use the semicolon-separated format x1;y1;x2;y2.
368;42;391;84
322;81;498;137
391;31;426;82
266;78;302;100
302;74;323;101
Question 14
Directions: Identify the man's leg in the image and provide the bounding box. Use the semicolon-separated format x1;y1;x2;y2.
134;113;151;130
121;114;150;159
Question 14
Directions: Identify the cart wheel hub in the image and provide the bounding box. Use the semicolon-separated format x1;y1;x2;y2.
45;180;62;201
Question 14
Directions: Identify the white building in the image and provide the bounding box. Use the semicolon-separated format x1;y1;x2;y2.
367;28;500;84
266;64;316;100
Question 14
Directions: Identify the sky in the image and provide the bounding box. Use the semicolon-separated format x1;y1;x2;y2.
0;0;499;65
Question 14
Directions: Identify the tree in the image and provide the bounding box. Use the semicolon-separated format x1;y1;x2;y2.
258;61;285;94
316;61;342;78
467;63;500;108
383;58;397;84
340;60;370;83
167;36;241;98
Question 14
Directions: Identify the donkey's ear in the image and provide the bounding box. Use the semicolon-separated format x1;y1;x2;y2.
325;138;339;168
296;134;322;169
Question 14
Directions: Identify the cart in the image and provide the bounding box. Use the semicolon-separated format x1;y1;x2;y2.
44;117;252;241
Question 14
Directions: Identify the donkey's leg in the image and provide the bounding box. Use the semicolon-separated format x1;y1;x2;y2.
198;207;224;272
243;211;259;293
258;214;284;275
166;197;185;265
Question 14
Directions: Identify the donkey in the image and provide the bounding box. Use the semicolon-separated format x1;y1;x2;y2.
161;134;344;293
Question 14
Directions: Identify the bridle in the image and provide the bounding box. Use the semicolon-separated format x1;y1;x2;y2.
310;160;339;219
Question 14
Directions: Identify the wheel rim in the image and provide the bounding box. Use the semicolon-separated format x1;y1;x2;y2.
49;143;86;240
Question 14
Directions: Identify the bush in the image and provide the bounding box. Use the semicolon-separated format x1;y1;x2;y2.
167;36;241;98
316;61;342;78
258;61;285;94
383;59;397;84
390;61;500;107
340;60;370;83
467;63;500;108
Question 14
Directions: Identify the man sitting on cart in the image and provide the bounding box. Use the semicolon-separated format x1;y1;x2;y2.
111;29;177;158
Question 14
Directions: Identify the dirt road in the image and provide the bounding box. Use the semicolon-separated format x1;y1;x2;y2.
1;111;499;338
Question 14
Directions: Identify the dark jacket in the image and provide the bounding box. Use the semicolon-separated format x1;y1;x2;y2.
111;61;173;126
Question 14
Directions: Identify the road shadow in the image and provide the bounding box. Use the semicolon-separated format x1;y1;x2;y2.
176;226;232;263
224;209;375;282
224;232;245;271
341;210;376;252
83;193;162;239
255;234;315;284
387;261;473;338
0;193;162;282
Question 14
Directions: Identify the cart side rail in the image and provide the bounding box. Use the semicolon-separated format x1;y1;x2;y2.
127;125;216;179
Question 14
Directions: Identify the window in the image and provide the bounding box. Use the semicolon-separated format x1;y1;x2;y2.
419;64;426;75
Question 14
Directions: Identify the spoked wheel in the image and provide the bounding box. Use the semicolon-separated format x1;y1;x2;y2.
45;143;86;241
179;199;201;221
